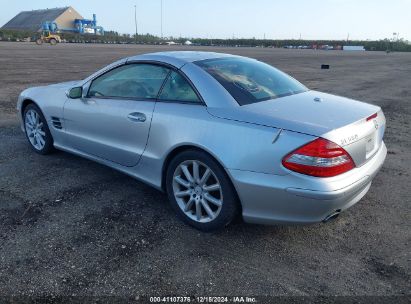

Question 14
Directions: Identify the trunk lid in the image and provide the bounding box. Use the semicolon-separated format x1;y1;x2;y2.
207;90;385;166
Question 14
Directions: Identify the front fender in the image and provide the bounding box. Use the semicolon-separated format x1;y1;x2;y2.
17;85;69;136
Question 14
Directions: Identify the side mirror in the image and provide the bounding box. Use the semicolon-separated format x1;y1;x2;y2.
68;87;83;99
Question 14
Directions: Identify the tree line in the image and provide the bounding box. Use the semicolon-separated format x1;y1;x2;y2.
1;29;410;52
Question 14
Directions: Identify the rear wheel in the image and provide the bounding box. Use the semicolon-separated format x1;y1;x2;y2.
166;150;239;231
23;104;54;154
49;38;57;45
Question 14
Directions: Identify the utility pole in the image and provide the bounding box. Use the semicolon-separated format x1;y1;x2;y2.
134;5;138;44
160;0;163;39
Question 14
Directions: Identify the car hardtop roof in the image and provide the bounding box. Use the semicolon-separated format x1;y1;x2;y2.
126;51;242;67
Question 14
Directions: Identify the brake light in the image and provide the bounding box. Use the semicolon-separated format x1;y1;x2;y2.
366;113;378;121
282;138;355;177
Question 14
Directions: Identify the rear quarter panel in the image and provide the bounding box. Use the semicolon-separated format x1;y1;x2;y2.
137;102;316;188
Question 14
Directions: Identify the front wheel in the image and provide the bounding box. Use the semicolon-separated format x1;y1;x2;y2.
36;38;43;45
166;150;239;231
23;104;54;154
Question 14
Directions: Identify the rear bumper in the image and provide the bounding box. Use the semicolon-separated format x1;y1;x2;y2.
229;142;387;225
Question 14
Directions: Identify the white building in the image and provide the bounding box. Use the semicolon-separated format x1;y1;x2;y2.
343;46;365;51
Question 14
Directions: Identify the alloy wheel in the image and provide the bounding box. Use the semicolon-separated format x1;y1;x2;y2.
25;109;46;150
172;160;223;223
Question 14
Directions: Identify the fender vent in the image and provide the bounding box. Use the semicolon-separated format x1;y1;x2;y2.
51;117;62;129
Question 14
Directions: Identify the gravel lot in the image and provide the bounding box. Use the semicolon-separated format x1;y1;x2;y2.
0;42;410;298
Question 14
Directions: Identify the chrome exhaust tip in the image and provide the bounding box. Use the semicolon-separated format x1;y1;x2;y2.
323;210;341;223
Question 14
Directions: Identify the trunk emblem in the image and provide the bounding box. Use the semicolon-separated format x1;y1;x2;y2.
373;120;379;129
340;134;359;146
314;97;322;102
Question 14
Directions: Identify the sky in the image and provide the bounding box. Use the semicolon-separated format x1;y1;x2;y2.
1;0;410;41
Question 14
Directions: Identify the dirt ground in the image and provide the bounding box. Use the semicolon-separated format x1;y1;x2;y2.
0;42;410;299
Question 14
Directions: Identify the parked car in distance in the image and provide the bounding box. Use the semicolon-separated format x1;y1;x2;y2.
17;51;387;231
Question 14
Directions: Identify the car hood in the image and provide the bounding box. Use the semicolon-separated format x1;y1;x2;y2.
207;90;380;137
20;80;81;96
47;80;81;89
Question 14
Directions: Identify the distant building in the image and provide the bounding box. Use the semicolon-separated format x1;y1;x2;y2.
343;45;366;51
2;7;83;32
2;6;104;35
184;40;193;45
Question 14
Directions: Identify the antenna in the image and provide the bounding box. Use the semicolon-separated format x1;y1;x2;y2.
160;0;163;39
134;4;138;43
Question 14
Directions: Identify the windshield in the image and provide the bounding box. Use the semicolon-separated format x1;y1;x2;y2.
195;57;308;105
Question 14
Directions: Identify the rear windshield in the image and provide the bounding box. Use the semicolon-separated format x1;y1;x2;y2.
195;57;307;105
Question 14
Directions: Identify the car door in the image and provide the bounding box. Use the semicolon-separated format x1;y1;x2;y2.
63;63;170;167
148;70;206;151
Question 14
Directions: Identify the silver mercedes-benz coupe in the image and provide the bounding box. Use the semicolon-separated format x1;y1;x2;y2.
17;51;387;231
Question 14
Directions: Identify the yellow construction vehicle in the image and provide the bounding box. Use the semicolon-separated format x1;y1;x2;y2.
36;30;61;45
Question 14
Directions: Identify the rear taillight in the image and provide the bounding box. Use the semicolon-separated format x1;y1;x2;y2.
282;138;355;177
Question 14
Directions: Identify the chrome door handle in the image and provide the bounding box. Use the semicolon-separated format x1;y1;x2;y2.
127;112;146;122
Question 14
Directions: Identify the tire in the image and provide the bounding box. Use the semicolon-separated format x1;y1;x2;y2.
36;39;43;45
23;104;54;155
49;38;57;45
166;149;239;231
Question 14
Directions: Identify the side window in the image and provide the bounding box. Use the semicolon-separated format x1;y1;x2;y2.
158;71;201;103
88;64;170;99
